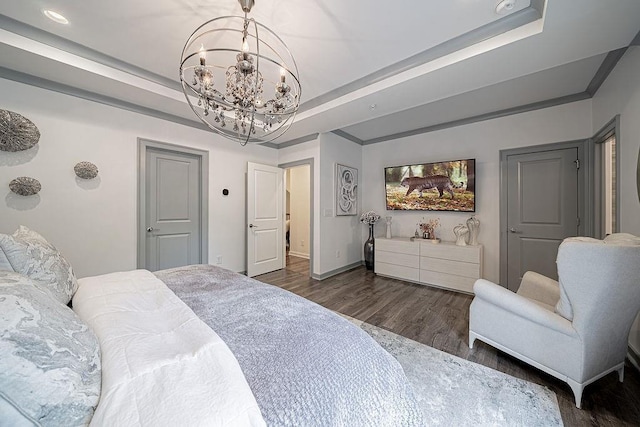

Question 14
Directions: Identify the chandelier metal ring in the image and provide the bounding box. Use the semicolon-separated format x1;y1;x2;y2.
180;4;301;146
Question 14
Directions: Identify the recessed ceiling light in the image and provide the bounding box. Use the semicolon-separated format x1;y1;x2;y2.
495;0;516;15
43;9;69;25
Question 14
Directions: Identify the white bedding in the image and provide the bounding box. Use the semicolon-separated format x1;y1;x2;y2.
72;269;265;427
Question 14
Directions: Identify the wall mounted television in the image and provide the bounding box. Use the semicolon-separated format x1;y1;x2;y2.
384;159;475;211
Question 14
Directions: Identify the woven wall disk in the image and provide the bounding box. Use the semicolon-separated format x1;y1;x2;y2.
9;177;41;196
0;110;41;152
74;161;99;179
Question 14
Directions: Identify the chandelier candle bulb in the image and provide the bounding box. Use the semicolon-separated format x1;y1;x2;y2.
199;45;206;66
280;67;286;83
242;38;250;59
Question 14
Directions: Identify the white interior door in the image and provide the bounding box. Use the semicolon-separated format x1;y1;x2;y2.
247;162;284;277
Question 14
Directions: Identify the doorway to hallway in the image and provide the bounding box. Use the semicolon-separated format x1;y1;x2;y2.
280;158;314;278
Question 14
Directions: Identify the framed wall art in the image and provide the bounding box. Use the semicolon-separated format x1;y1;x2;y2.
335;163;358;216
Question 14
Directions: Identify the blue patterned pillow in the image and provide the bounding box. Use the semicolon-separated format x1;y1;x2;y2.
0;246;13;272
0;271;101;426
0;226;78;304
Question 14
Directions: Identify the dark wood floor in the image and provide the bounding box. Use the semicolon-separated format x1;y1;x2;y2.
257;256;640;427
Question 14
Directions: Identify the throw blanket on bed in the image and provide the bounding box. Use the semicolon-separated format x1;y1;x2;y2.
156;264;424;427
73;270;266;427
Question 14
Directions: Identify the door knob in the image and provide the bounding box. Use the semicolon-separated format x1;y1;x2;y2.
146;227;154;232
509;227;519;233
249;224;258;228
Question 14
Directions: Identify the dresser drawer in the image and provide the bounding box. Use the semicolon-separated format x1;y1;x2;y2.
376;238;419;255
419;270;476;293
419;257;480;279
376;262;420;282
420;242;481;264
377;250;419;268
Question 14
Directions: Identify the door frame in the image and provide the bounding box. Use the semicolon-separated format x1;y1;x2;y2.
279;158;314;277
499;139;590;288
590;115;621;238
137;138;209;269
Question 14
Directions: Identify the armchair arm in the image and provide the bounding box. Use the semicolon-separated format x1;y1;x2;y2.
473;279;575;337
517;271;560;307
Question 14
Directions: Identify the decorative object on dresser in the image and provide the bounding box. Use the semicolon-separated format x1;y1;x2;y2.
385;216;392;239
375;237;483;293
74;161;99;179
453;224;469;246
360;210;381;270
335;164;358;216
9;176;41;196
466;215;480;245
418;217;440;240
0;109;40;152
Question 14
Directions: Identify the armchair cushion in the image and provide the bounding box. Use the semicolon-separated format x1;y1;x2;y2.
473;279;575;336
604;233;640;245
517;271;560;309
553;237;604;321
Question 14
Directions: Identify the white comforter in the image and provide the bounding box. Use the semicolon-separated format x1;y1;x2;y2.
73;270;265;427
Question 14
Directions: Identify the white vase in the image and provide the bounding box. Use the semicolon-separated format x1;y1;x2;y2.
385;216;392;239
453;224;469;246
466;216;480;245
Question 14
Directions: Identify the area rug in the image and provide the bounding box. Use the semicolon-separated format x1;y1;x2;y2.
343;315;564;426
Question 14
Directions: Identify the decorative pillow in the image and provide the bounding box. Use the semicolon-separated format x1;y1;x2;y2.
0;246;13;272
0;271;101;426
0;226;78;304
554;279;573;321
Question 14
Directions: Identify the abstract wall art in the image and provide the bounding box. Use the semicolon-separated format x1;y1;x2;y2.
0;110;41;152
9;177;41;196
336;163;358;216
74;162;99;179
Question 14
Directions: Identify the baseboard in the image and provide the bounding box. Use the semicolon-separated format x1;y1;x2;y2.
288;251;310;259
311;261;361;280
628;346;640;372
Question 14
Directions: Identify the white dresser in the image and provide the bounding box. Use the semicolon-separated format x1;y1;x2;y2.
375;237;483;294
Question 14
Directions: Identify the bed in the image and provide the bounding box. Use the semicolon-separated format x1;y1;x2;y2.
0;226;424;426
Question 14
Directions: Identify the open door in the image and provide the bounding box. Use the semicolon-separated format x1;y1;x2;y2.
247;162;284;277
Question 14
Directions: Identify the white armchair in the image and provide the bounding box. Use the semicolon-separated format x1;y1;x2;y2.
469;233;640;408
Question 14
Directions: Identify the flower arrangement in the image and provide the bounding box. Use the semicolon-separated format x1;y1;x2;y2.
360;210;381;225
418;217;440;239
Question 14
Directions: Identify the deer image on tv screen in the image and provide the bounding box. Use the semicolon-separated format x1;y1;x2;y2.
385;159;475;212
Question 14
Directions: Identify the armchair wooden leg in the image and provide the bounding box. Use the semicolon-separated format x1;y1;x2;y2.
617;366;624;382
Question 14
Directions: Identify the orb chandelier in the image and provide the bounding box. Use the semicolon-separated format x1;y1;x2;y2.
180;0;301;145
